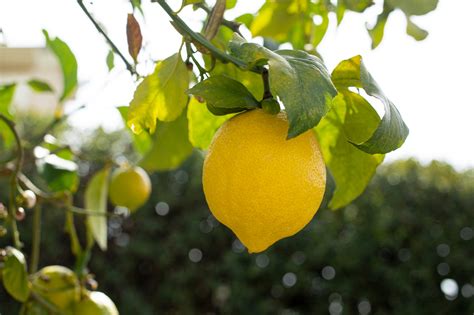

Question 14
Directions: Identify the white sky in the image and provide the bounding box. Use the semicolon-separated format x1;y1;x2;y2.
1;0;473;169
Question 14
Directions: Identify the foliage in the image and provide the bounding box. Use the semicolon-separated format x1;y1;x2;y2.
0;0;439;312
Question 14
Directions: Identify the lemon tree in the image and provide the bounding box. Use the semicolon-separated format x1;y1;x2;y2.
0;0;438;312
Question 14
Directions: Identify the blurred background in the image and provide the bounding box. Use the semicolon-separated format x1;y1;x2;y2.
1;0;474;314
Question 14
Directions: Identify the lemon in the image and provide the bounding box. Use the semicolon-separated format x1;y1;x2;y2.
72;291;119;315
108;166;151;212
31;265;80;310
203;109;326;253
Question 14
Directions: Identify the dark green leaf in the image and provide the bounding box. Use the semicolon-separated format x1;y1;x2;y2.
230;36;337;138
187;75;259;115
387;0;438;16
117;106;152;154
128;53;189;134
43;30;78;101
37;154;79;192
27;79;54;93
106;50;115;71
85;167;110;251
140;112;193;171
332;55;409;154
406;18;429;41
187;97;232;149
316;92;384;209
2;247;30;302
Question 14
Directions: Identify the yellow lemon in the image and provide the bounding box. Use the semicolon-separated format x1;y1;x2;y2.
31;265;80;310
108;166;151;212
203;109;326;253
72;291;119;315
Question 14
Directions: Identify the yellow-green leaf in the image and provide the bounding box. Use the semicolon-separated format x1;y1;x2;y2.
85;167;110;251
127;53;189;134
187;97;231;150
316;92;384;209
140;112;193;171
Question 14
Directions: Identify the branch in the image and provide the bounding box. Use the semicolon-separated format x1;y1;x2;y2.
196;3;242;36
30;203;42;273
76;0;137;76
153;0;261;73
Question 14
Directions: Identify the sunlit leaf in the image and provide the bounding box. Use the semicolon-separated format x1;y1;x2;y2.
187;75;259;115
250;1;299;42
344;0;374;12
316;92;384;209
85;167;110;251
406;18;429;41
2;247;30;302
117;106;152;154
127;14;142;63
0;83;16;119
27;79;54;93
43;30;78;101
106;50;115;71
230;35;337;138
226;0;237;9
367;7;391;49
128;53;189;134
187;97;232;149
140;112;193;171
331;55;409;154
387;0;438;16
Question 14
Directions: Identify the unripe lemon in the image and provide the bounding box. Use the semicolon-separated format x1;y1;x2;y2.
203;109;326;253
31;265;80;310
72;291;119;315
108;166;151;212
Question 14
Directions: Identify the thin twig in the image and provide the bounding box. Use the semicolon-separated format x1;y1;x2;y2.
76;0;137;76
196;3;242;36
154;0;260;73
30;203;42;273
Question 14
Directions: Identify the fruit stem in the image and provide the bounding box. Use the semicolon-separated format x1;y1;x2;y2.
261;68;273;101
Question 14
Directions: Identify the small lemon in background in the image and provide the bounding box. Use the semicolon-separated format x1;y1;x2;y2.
203;109;326;253
108;166;151;212
72;291;119;315
31;265;80;310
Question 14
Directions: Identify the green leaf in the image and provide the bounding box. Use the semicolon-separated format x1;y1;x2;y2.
2;247;30;302
250;1;300;42
331;55;409;154
0;84;16;151
336;0;346;25
187;75;259;115
311;8;329;48
235;13;254;28
230;36;337;138
27;79;54;93
37;154;79;192
316;92;384;209
367;8;391;49
182;0;203;6
187;97;232;149
131;0;144;15
387;0;438;16
344;0;374;12
0;83;16;118
106;50;115;71
85;167;110;251
140;112;193;171
227;0;237;9
43;30;78;101
117;106;152;154
406;18;429;41
127;53;189;134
